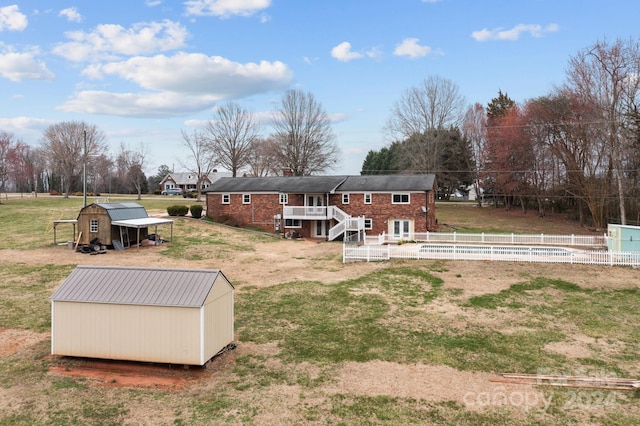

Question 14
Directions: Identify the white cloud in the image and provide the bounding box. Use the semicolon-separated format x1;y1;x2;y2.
329;112;348;123
61;53;293;117
0;5;28;31
145;0;163;6
393;38;432;58
58;91;222;117
0;117;53;137
0;44;54;82
471;23;559;41
184;0;271;18
96;53;292;93
331;42;363;62
52;20;189;62
58;7;82;23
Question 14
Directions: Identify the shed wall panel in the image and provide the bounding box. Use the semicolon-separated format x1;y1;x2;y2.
52;301;203;365
203;277;234;359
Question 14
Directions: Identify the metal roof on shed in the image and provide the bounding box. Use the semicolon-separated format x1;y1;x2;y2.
203;176;348;193
94;202;149;221
50;266;232;307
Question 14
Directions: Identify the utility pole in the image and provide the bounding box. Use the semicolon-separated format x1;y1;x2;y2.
83;129;87;208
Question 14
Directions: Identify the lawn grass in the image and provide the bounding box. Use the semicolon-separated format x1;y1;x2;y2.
435;202;593;234
0;197;638;424
0;195;199;250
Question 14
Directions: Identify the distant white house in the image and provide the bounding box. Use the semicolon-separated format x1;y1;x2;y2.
467;183;484;202
452;184;484;202
160;170;233;193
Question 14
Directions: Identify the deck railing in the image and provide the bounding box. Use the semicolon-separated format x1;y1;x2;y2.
282;206;327;219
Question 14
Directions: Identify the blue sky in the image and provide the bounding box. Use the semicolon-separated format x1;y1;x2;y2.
1;0;638;176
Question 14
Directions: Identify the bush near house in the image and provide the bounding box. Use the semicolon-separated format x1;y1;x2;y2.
167;205;189;216
190;204;203;219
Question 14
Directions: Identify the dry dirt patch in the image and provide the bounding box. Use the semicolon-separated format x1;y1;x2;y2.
329;360;547;411
47;358;209;390
0;327;48;357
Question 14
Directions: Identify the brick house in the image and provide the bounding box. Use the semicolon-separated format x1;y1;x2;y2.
203;174;436;240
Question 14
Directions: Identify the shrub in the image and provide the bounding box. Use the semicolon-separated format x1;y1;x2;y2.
167;205;189;216
190;204;203;219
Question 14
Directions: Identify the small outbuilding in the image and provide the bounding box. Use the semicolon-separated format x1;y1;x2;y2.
76;202;173;248
607;224;640;253
50;266;235;366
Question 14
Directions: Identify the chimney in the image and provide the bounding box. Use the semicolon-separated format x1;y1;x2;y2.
283;168;293;176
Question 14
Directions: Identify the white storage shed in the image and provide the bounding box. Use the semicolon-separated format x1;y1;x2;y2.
50;266;234;366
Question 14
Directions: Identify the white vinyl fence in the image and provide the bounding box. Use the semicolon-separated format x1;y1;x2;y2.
366;232;607;247
343;242;640;266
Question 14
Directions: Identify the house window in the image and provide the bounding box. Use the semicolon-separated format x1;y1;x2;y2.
364;193;372;204
279;193;288;204
392;193;410;204
222;194;230;204
342;193;350;204
243;194;251;204
364;218;373;230
90;219;98;233
285;219;301;228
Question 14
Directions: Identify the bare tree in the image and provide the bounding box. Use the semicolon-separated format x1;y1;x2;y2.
525;93;610;228
462;103;487;206
181;129;217;199
117;142;148;200
246;137;280;176
40;121;106;197
0;132;15;199
565;38;640;225
270;89;340;176
385;75;466;172
203;102;259;177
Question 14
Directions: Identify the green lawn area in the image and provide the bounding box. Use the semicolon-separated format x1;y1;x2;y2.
0;195;637;425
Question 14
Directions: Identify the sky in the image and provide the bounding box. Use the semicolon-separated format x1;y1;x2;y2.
1;0;639;176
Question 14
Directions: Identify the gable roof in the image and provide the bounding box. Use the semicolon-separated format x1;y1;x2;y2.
79;202;149;221
202;174;435;193
50;266;232;308
163;171;233;186
338;175;435;192
203;175;348;193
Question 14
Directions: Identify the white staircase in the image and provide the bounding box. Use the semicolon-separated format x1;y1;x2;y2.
328;206;365;241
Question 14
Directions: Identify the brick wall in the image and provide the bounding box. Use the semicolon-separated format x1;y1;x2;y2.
331;191;436;235
206;189;437;238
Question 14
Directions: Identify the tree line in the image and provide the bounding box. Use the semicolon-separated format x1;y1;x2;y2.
1;37;639;229
362;38;640;229
0;89;340;200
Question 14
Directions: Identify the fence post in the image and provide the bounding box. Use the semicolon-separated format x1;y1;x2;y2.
482;232;485;243
541;233;544;244
511;233;514;244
